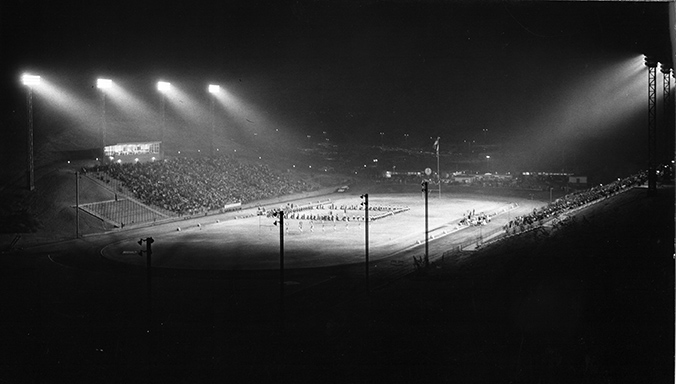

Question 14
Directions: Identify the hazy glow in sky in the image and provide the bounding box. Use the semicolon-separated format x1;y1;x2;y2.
2;1;671;179
30;78;99;133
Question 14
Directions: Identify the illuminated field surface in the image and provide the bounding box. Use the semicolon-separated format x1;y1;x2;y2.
102;193;543;270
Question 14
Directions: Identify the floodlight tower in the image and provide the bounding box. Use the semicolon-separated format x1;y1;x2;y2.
645;56;657;193
661;64;673;164
208;84;220;157
21;74;41;191
157;81;170;159
97;78;112;159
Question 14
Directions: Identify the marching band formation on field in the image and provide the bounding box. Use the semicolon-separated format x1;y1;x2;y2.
262;202;410;224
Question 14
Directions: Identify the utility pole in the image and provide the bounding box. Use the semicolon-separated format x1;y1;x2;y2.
138;237;154;383
435;137;441;198
273;210;285;330
138;237;154;318
422;180;429;267
75;172;80;238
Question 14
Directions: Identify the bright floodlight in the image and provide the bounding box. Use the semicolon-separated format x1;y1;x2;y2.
97;78;112;89
21;74;41;86
208;84;220;94
157;81;171;92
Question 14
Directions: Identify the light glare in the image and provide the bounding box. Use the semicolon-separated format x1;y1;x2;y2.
97;78;112;89
208;84;220;94
157;81;171;92
22;74;41;86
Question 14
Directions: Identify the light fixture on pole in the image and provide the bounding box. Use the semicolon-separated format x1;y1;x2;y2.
157;81;170;159
21;74;41;191
97;78;112;158
208;84;220;157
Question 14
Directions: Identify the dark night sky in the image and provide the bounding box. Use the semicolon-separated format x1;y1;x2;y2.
1;0;673;178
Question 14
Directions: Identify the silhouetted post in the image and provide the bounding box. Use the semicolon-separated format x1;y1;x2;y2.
138;237;154;383
422;181;429;267
138;237;154;315
145;238;153;295
75;172;79;238
361;194;369;292
273;211;285;330
434;137;441;198
279;211;284;308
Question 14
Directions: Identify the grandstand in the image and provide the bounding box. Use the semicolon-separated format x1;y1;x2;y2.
78;155;324;228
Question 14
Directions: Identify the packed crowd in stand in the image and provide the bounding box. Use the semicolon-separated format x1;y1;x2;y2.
504;171;647;232
96;157;317;215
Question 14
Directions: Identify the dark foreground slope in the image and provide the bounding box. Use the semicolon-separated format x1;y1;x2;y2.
0;186;673;384
279;186;674;383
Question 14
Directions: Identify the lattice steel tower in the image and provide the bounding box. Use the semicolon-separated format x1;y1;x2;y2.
645;56;657;193
661;64;673;164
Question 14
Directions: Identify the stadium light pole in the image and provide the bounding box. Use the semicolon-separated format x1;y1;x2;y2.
486;155;491;172
208;84;220;157
97;79;112;158
361;194;369;292
660;64;673;165
644;56;657;194
157;81;170;159
21;74;41;191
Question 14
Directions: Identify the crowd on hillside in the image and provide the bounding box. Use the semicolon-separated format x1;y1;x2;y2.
505;171;647;231
96;157;317;215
